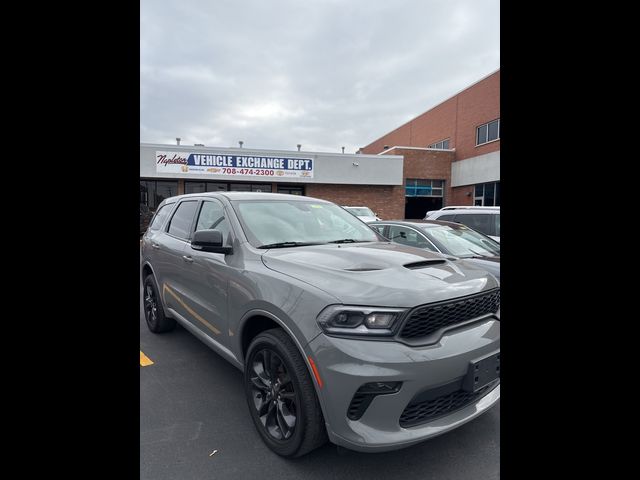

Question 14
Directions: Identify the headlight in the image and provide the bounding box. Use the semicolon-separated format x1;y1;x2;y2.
316;305;408;336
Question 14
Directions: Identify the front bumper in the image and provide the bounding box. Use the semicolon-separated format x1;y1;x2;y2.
307;317;500;452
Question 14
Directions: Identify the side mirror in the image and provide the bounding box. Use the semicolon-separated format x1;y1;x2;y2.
191;230;233;254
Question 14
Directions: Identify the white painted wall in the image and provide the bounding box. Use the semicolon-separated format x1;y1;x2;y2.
451;151;500;187
140;144;404;186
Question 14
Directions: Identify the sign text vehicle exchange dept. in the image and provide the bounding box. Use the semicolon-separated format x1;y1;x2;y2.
155;151;314;178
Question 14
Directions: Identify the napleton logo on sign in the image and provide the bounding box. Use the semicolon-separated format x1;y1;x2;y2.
156;151;314;178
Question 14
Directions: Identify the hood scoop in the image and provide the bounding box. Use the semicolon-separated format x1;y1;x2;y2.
404;259;447;270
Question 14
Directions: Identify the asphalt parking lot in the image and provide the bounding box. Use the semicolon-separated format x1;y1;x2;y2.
140;284;500;480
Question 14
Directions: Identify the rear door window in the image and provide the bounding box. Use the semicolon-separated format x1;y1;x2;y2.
456;214;493;236
167;201;199;240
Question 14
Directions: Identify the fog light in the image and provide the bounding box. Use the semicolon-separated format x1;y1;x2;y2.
347;381;403;420
364;313;395;328
358;381;402;394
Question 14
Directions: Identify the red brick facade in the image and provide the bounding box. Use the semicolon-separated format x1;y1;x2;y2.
450;185;475;205
383;148;455;203
360;70;500;161
359;70;500;210
305;184;405;220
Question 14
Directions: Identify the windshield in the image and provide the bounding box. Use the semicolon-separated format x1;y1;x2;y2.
232;200;380;247
425;224;500;258
345;207;375;217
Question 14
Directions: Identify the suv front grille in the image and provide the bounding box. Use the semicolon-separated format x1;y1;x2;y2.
399;381;498;428
399;289;500;341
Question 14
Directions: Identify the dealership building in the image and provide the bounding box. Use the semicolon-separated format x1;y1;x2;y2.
360;68;500;217
140;144;406;219
140;70;499;220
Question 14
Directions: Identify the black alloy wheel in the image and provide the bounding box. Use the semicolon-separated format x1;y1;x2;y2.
244;329;327;457
144;283;158;326
143;275;176;333
249;349;297;440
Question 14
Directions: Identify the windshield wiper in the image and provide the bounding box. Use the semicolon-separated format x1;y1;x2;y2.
327;238;367;244
463;247;495;258
257;241;323;249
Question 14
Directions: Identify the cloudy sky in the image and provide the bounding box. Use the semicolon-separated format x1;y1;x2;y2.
141;0;499;153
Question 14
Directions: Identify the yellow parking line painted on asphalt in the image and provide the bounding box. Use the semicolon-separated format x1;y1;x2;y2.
140;350;154;366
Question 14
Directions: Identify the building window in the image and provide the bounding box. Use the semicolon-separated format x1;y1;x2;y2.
428;138;450;149
185;181;229;193
473;182;500;206
476;119;500;146
140;179;179;211
277;185;304;195
229;183;272;192
405;179;444;197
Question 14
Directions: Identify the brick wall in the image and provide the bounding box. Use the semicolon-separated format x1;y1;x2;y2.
450;185;475;206
385;148;455;205
305;184;405;220
360;70;500;162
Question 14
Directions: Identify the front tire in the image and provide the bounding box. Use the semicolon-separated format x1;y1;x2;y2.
143;275;176;333
244;328;327;457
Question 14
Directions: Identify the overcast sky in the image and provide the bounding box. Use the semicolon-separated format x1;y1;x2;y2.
141;0;499;153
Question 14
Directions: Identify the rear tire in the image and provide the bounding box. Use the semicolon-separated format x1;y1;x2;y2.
143;275;176;333
244;328;327;457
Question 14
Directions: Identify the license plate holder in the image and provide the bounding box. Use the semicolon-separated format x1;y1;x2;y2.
463;351;500;392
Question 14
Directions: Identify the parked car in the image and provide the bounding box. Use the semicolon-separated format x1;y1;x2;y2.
425;207;500;242
342;206;381;222
425;205;500;217
140;204;154;235
141;192;500;457
369;220;500;280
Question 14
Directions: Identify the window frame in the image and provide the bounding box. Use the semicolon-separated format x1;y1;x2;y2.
476;119;500;146
405;178;445;197
165;200;200;241
378;223;441;253
193;198;238;246
428;138;451;150
148;202;175;231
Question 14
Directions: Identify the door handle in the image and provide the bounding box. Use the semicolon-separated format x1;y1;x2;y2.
182;255;194;263
151;244;161;250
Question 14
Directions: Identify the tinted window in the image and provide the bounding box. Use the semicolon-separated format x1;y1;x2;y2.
370;224;386;236
167;201;198;239
388;226;435;251
437;214;456;222
456;214;493;236
196;201;232;245
185;182;206;194
149;204;172;231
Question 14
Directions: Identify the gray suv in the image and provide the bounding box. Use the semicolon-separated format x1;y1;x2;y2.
141;192;500;457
